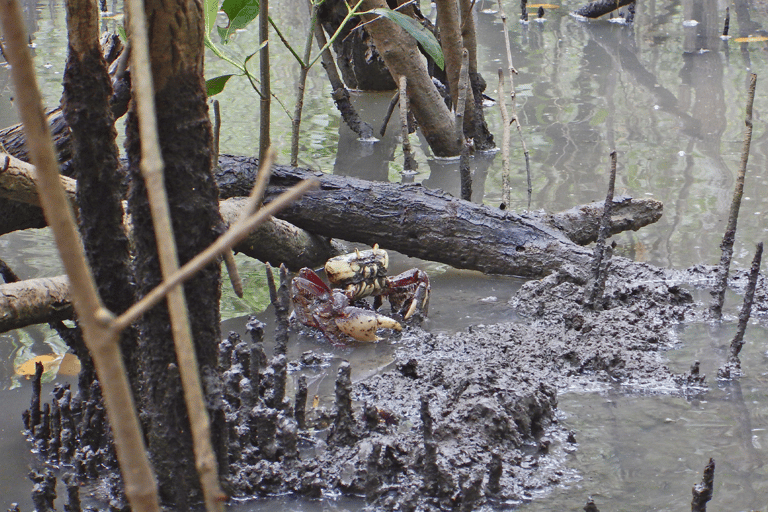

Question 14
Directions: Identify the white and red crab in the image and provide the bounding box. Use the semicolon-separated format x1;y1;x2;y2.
291;245;430;345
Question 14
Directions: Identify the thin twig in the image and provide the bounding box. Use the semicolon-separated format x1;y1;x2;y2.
497;69;511;208
710;73;757;320
584;150;617;309
112;178;318;333
379;91;400;137
212;99;221;168
456;49;471;201
258;0;270;163
398;76;416;172
718;242;763;379
0;0;161;511
290;0;319;166
497;0;531;210
125;0;224;508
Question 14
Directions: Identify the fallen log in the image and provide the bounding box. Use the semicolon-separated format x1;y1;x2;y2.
0;154;662;332
572;0;635;19
0;152;340;269
0;275;72;333
217;155;662;277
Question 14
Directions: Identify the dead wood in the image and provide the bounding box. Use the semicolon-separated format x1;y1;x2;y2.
0;275;72;332
217;155;662;277
0;153;339;268
529;195;662;246
572;0;635;18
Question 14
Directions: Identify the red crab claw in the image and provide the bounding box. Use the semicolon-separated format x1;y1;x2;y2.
291;268;332;330
335;306;402;342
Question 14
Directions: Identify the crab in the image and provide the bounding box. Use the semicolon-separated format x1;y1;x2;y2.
291;245;430;345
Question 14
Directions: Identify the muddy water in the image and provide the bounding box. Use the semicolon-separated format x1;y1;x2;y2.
2;0;768;509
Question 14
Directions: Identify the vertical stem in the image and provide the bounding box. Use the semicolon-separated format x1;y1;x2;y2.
456;49;471;201
585;150;617;309
125;0;224;509
398;76;416;172
498;68;511;208
259;0;270;163
710;73;757;320
290;1;319;167
0;1;160;511
728;242;763;361
497;0;531;209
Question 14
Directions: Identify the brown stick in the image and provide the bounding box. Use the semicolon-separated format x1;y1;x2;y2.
718;242;763;379
497;68;511;208
729;241;763;360
584;150;617;309
398;76;416;172
0;1;161;510
710;73;757;320
125;0;224;507
290;2;319;167
497;0;531;210
258;0;270;163
691;458;715;512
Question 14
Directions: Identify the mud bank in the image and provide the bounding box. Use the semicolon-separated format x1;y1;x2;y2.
220;255;726;511
25;256;765;511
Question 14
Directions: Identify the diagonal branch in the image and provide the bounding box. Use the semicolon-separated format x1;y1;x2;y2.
0;0;161;511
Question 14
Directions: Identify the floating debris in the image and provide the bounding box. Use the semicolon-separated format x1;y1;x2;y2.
733;35;768;43
15;353;81;378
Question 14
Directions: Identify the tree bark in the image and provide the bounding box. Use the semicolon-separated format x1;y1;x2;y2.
358;0;462;157
62;0;137;390
0;153;341;267
0;275;72;332
124;0;226;505
572;0;635;18
219;156;662;277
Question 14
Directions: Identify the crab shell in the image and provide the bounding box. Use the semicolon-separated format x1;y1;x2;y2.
324;244;389;300
291;267;402;344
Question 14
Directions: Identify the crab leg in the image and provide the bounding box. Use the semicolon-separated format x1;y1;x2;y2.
335;306;402;342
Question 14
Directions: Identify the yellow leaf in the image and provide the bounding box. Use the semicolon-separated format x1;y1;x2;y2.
734;35;768;43
15;354;60;376
14;353;81;378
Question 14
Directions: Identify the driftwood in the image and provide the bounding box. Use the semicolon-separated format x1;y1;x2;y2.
217;155;662;277
0;152;340;268
0;275;72;332
1;153;661;332
572;0;635;18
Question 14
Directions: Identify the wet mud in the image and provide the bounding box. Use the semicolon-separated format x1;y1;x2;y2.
24;255;768;511
217;255;723;510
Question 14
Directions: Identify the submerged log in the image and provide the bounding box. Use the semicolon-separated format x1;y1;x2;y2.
217;155;662;277
572;0;635;18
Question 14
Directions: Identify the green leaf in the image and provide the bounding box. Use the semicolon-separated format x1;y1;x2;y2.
116;24;127;42
204;0;219;37
219;0;260;43
368;8;444;70
206;74;235;96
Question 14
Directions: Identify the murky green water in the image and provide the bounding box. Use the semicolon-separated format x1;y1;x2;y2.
1;0;768;509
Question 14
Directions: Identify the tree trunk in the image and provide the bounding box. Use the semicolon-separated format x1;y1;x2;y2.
358;0;462;157
62;0;137;389
124;0;226;505
0;186;662;333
